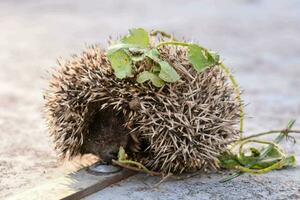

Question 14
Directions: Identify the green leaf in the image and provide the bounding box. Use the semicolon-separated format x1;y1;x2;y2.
108;49;133;79
145;48;160;61
237;153;256;167
137;71;165;87
136;71;152;83
158;61;180;83
219;151;240;169
188;44;218;72
118;146;127;161
251;158;281;169
145;49;180;83
107;28;149;58
266;147;282;158
121;28;150;48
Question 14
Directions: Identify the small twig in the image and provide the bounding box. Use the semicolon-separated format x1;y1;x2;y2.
112;160;163;176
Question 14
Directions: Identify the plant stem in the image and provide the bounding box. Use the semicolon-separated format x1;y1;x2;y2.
112;160;162;176
219;63;244;136
238;139;276;156
229;129;300;151
156;41;190;48
240;130;300;141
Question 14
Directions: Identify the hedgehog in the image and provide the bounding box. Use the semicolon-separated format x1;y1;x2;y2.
44;30;241;174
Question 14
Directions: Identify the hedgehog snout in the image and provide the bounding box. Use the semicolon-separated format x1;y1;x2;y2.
101;149;118;164
101;143;124;164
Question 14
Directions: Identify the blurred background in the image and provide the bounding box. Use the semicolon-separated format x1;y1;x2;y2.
0;0;299;198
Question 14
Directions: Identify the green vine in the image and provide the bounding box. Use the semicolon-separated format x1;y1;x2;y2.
156;41;190;48
219;120;298;182
219;63;244;136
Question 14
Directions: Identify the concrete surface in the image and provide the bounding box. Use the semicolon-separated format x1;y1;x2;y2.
86;170;300;200
7;169;136;200
0;0;299;199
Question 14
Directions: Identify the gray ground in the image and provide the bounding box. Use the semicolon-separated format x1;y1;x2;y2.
0;0;299;199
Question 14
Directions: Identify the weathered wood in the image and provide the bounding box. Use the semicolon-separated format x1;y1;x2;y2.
7;169;136;200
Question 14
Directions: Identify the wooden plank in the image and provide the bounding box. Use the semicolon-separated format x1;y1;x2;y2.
7;168;136;200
